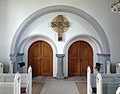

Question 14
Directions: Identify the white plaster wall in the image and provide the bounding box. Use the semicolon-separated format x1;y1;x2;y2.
20;12;100;54
0;0;120;64
18;12;101;76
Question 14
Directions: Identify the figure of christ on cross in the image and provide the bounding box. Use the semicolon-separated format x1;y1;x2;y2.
51;15;70;41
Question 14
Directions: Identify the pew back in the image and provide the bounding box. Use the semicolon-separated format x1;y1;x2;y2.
0;66;32;94
0;73;21;94
91;73;120;94
91;74;120;86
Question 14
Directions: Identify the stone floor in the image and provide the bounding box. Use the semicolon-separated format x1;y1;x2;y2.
40;80;79;94
32;76;87;94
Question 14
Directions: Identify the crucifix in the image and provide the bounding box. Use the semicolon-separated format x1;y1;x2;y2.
51;15;70;41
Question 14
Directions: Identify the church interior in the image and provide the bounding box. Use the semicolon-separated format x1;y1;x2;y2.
0;0;120;94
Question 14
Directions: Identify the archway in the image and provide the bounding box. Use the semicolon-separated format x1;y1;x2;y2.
17;34;58;77
11;5;110;56
28;41;53;76
68;41;93;76
10;5;110;76
63;34;102;77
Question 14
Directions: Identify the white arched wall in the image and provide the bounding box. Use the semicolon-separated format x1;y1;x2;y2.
10;5;110;76
18;34;58;77
18;34;102;77
19;34;57;77
63;34;102;77
10;5;110;55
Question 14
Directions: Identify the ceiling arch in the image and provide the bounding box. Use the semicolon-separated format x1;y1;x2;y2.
10;5;110;55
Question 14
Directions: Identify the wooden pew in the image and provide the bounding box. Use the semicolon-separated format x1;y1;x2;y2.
0;73;21;94
0;66;32;94
91;73;120;94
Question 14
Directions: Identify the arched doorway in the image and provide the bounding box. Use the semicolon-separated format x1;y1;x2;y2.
68;41;93;76
28;41;53;76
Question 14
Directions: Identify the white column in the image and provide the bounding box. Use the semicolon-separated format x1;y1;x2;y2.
96;73;103;94
28;66;32;94
107;61;111;74
87;66;92;94
116;85;120;94
14;73;21;94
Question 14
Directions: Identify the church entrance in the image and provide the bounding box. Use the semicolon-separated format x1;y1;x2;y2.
28;41;53;76
68;41;93;76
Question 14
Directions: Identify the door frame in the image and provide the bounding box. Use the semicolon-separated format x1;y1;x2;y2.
68;41;93;76
19;35;58;77
63;35;102;77
28;40;53;76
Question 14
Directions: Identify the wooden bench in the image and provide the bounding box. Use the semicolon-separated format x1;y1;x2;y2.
0;73;21;94
91;73;120;94
0;66;32;94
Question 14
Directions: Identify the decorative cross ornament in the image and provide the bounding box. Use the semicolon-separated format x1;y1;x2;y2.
51;15;70;41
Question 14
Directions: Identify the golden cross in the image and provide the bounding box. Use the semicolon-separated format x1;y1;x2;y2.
51;15;70;41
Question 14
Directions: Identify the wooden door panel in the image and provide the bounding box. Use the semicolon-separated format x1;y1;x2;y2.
82;41;93;73
31;59;39;76
42;43;51;57
69;42;79;57
42;59;51;75
68;41;80;76
68;41;93;76
42;42;53;76
80;43;89;58
28;41;53;76
80;60;89;76
80;42;90;75
69;59;80;76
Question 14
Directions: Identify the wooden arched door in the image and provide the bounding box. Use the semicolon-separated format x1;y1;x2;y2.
28;41;53;76
68;41;93;76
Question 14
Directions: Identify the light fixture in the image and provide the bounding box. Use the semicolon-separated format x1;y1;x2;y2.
111;0;120;13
